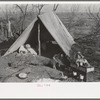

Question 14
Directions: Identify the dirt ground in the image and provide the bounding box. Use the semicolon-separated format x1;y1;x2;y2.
0;51;99;82
0;52;77;82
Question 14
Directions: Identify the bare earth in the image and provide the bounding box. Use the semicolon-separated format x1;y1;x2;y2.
0;52;99;82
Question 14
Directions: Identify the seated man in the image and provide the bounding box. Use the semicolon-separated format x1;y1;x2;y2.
25;44;37;56
53;53;64;69
53;52;70;70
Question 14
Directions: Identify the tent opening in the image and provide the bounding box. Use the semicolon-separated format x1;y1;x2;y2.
25;19;63;58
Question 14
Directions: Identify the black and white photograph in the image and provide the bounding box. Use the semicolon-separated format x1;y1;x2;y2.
0;2;99;83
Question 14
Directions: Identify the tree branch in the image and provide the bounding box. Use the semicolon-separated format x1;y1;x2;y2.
53;4;59;12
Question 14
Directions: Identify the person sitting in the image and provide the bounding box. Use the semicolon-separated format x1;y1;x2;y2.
83;58;90;67
75;51;84;59
76;58;84;67
75;51;83;67
75;52;90;67
18;45;28;55
25;44;37;56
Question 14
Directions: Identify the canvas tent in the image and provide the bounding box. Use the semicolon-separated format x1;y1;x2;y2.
3;12;75;57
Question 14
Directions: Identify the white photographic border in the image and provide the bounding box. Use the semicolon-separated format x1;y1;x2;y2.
0;1;100;99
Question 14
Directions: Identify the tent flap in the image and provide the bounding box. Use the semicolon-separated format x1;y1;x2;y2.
3;18;38;56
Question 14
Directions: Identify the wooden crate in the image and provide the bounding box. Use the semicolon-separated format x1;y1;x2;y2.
70;64;94;82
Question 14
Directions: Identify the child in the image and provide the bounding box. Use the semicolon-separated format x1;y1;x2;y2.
75;52;90;67
75;52;84;67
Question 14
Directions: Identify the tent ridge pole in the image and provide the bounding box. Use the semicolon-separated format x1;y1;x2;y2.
38;17;41;56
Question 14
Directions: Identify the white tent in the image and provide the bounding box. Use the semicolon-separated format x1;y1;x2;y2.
4;12;75;57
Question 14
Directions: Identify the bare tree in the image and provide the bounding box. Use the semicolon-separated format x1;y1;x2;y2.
85;6;100;48
29;4;36;18
15;4;28;32
66;4;80;31
87;6;100;35
0;5;15;39
36;4;45;15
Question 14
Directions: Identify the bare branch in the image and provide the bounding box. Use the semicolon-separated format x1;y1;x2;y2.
16;4;24;15
14;4;29;32
53;4;59;12
37;4;44;15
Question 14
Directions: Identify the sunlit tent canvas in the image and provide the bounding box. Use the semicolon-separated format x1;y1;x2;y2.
3;12;75;57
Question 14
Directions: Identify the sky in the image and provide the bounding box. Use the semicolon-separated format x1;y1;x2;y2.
42;4;100;12
0;3;100;13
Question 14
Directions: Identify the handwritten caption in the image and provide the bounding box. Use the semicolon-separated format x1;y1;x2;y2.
36;83;51;87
